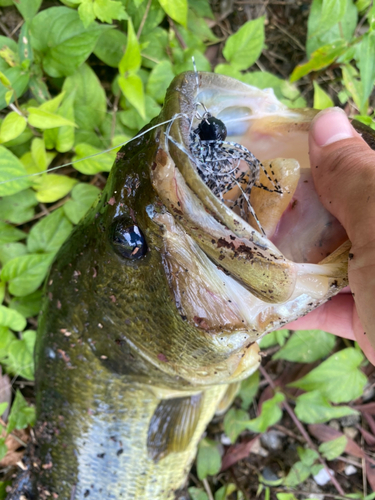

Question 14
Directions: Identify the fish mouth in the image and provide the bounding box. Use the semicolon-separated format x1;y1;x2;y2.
145;72;349;383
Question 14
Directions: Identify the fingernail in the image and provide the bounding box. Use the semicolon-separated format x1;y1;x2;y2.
311;107;354;147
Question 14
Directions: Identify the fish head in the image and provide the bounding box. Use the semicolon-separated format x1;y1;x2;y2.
50;72;364;390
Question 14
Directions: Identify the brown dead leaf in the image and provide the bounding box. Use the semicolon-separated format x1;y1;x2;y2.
0;426;29;468
221;437;258;472
353;402;375;415
357;426;375;448
364;413;375;435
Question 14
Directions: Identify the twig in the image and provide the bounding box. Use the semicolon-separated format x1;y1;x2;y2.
9;19;23;38
0;18;12;38
136;0;152;39
168;17;187;49
8;103;24;116
361;431;367;498
259;364;346;496
271;19;305;52
202;478;214;500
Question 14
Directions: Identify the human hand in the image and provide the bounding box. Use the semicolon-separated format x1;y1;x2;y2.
286;107;375;365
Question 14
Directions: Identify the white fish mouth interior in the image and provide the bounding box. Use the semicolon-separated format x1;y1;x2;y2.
191;85;348;265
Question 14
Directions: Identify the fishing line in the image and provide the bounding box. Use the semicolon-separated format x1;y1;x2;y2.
0;115;187;187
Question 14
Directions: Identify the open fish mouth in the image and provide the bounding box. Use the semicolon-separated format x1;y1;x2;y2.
148;71;349;359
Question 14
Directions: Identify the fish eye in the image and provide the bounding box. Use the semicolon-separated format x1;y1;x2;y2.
111;221;148;260
196;115;227;142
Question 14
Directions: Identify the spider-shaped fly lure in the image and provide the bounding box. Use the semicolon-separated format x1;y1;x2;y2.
189;104;283;236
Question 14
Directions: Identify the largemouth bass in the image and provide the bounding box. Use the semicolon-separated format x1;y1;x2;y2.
7;71;372;500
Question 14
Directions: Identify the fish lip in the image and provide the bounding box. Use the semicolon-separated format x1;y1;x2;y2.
148;71;349;350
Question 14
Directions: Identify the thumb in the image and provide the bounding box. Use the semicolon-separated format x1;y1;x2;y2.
309;107;375;354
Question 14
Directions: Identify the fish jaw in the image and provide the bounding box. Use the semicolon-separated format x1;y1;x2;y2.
147;71;350;347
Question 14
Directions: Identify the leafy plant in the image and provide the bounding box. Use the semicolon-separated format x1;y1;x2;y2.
0;0;373;498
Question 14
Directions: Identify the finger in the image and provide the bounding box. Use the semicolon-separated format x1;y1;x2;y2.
309;108;375;354
286;294;355;339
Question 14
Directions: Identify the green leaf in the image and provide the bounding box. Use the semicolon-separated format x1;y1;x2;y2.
12;0;42;20
187;10;218;43
239;370;259;410
259;330;289;349
314;0;347;37
93;0;128;24
0;66;29;110
295;390;358;424
31;137;47;171
118;95;160;131
63;183;100;224
0;242;27;265
188;487;209;500
0;189;37;224
18;22;33;64
276;494;298;500
27;208;72;254
273;330;336;363
0;222;25;245
0;282;5;304
223;17;265;71
1;252;54;296
118;73;145;119
298;447;319;466
196;438;221;480
158;0;187;27
0;327;15;356
246;393;284;433
63;63;107;130
119;19;141;74
146;60;175;104
214;484;237;500
73;143;115;174
306;0;357;57
27;107;77;130
0;304;26;330
127;0;164;34
290;348;367;403
0;402;7;416
319;435;347;460
189;0;214;19
140;27;168;69
7;390;35;433
6;330;36;380
33;174;78;203
342;64;366;113
313;82;334;110
94;29;127;67
9;290;42;318
224;393;284;443
290;40;347;82
0;438;7;461
30;6;109;77
0;112;27;144
77;0;95;27
283;461;312;487
0;146;30;196
358;32;375;109
39;92;66;113
43;91;76;153
223;407;250;443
